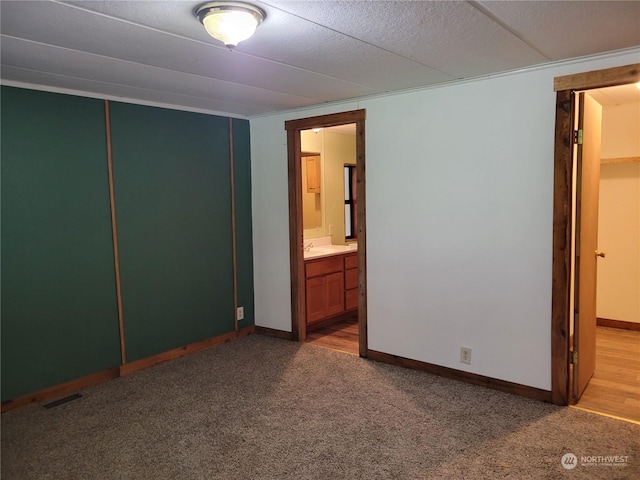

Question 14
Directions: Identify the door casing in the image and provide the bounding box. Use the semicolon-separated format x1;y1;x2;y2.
551;64;640;405
284;110;368;357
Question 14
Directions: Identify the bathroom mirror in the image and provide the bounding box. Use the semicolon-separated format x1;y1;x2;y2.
301;126;356;243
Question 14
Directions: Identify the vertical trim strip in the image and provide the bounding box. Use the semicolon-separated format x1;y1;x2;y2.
355;118;368;357
104;100;127;365
229;118;239;331
287;128;304;341
551;90;573;405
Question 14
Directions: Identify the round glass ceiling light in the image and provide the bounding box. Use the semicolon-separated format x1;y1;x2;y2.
196;2;265;49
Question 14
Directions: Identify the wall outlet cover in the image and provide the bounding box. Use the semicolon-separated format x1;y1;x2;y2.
460;347;472;365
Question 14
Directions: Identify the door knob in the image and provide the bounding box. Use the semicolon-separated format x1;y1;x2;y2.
595;250;606;258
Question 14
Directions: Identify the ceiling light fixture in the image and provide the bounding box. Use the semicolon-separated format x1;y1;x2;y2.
196;2;265;50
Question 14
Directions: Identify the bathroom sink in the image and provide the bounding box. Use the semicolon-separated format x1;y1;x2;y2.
310;247;335;254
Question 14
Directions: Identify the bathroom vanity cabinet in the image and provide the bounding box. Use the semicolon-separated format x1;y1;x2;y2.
305;253;357;326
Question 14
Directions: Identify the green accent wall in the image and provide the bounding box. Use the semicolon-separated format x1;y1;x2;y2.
1;87;121;401
109;103;236;362
232;118;255;326
1;87;254;402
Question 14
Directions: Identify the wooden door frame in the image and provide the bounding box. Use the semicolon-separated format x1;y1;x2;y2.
284;110;368;357
550;64;640;405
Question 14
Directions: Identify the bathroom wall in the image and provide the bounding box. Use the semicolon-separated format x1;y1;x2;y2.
324;131;356;245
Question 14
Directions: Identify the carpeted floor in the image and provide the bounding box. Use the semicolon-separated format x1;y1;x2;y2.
2;334;638;479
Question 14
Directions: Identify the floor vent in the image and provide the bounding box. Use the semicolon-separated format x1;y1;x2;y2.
43;393;82;409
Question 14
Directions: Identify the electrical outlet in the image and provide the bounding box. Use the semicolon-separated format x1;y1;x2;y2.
329;224;334;234
460;347;472;365
236;306;244;321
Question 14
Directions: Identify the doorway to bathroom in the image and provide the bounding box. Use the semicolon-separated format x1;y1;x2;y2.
285;109;367;357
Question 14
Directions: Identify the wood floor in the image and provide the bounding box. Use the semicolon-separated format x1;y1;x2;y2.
305;315;359;355
574;326;640;424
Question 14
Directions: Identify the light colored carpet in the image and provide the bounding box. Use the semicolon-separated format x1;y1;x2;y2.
2;334;638;479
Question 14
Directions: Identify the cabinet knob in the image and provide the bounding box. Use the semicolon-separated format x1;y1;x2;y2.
595;250;606;258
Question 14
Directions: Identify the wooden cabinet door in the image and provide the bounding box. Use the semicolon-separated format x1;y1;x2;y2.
306;155;321;193
325;272;345;317
306;276;327;324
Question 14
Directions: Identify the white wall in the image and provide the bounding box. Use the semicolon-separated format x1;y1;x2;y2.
250;50;640;389
361;71;556;391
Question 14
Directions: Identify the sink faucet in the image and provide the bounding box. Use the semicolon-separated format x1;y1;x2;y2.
303;242;314;252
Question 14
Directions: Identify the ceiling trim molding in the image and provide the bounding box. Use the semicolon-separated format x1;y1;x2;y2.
0;79;251;120
251;47;640;120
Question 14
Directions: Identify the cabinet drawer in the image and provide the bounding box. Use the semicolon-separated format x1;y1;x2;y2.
345;268;358;290
345;288;358;310
306;256;343;278
344;254;358;270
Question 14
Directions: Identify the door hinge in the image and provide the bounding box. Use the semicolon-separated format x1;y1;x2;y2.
573;129;583;145
571;351;578;365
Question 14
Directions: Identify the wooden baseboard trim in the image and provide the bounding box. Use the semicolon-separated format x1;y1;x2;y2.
120;326;255;376
2;327;255;414
1;367;120;414
597;318;640;331
254;326;294;340
367;350;552;403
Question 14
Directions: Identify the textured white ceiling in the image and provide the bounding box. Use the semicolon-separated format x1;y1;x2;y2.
1;1;639;117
